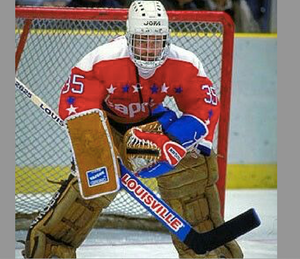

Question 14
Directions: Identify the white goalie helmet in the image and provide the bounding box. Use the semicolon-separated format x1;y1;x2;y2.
126;1;170;69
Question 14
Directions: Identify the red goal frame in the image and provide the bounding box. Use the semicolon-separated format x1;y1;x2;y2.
15;7;235;216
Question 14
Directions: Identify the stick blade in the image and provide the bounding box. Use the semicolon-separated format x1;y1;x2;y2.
184;208;261;254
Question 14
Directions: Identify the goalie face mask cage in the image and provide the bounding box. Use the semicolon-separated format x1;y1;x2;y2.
126;0;170;69
15;7;234;224
127;33;170;69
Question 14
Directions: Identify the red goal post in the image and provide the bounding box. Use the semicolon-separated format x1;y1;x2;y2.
15;7;234;221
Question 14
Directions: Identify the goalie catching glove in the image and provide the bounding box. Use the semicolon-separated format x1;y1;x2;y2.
125;110;209;178
125;124;187;178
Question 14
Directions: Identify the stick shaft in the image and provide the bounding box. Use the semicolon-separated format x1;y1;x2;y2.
15;78;64;127
119;162;191;241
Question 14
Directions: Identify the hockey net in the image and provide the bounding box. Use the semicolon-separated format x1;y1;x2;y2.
15;7;234;230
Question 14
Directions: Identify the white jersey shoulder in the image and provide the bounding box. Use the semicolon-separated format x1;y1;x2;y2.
168;44;207;77
75;36;129;72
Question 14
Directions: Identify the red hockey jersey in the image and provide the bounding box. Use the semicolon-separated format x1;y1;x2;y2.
58;36;220;151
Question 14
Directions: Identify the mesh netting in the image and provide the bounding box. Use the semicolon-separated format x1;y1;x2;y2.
15;12;225;221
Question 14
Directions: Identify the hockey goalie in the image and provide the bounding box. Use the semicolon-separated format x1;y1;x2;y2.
22;1;243;258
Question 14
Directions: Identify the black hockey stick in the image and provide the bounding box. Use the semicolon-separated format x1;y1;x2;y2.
15;77;261;254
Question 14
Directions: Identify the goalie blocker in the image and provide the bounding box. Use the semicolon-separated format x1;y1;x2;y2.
22;109;122;258
65;109;121;199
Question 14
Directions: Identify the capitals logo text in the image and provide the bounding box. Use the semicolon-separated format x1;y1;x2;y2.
122;173;184;232
105;96;155;118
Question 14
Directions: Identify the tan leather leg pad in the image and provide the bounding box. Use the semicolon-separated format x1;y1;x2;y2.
24;175;117;258
156;151;243;258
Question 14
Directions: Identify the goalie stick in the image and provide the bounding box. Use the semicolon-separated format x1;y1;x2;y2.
119;162;260;254
15;77;261;254
15;78;65;128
